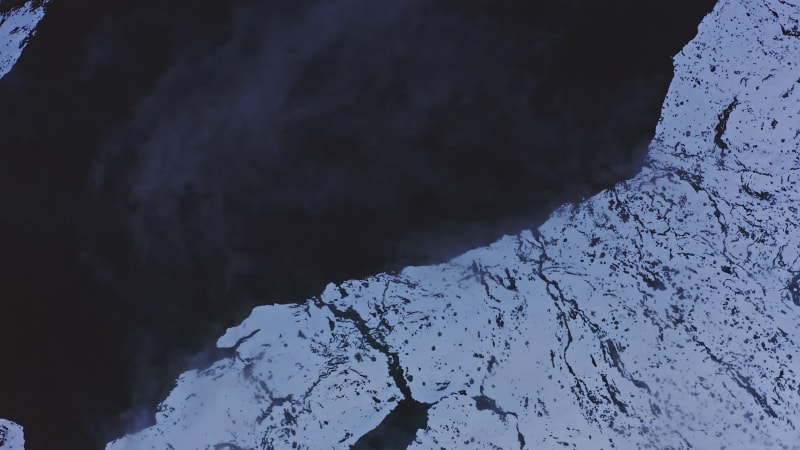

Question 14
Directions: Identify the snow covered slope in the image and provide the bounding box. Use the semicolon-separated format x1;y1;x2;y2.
0;0;47;79
0;419;25;450
107;0;800;448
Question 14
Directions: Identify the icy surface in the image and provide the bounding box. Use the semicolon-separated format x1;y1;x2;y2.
0;1;47;80
0;419;25;450
108;0;800;448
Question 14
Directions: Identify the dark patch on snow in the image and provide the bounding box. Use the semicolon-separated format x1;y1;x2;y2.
714;97;739;150
600;374;627;414
783;272;800;307
727;370;777;418
487;355;498;373
319;298;414;401
640;272;667;291
781;24;800;37
504;267;517;291
350;399;431;450
741;184;774;202
213;443;249;450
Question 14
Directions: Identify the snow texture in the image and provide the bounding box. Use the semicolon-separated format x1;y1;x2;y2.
0;419;25;450
0;0;46;80
107;0;800;448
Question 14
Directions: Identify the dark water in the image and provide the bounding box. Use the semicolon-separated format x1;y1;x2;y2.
0;0;715;448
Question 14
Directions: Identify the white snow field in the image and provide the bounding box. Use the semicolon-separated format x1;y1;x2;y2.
0;0;47;80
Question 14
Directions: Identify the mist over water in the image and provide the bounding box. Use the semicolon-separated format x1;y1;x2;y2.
0;0;715;448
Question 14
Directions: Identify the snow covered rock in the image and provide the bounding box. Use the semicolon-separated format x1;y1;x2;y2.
0;0;47;79
0;419;25;450
107;0;800;448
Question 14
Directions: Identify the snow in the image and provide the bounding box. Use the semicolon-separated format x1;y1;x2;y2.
101;0;800;447
0;419;25;450
0;0;47;80
108;0;800;448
